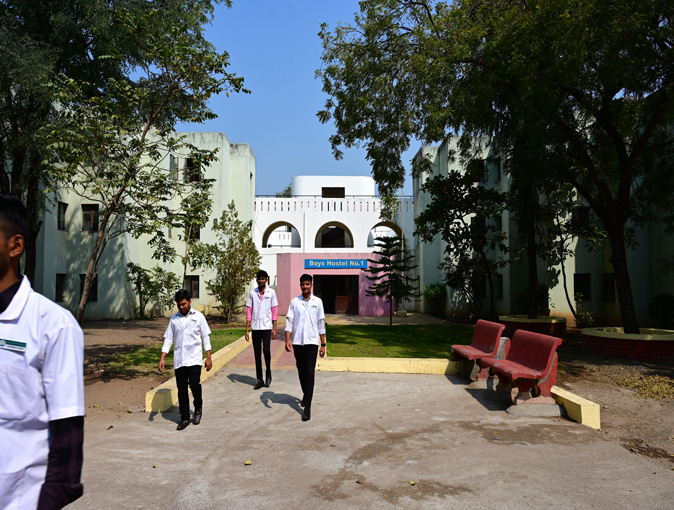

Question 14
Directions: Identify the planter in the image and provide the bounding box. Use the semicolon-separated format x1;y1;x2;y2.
499;315;567;339
582;327;674;361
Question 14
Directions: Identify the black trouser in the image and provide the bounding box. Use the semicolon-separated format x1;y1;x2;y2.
175;365;202;421
252;329;272;381
293;344;319;409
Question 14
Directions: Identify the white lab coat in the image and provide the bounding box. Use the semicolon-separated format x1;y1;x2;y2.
246;287;278;330
285;294;326;346
162;308;211;369
0;276;84;510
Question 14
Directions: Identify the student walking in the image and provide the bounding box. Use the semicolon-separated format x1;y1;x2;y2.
245;270;278;390
284;274;326;421
0;194;85;509
159;290;212;430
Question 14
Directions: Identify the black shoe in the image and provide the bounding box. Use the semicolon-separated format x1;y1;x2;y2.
193;408;202;425
176;419;190;430
254;380;264;390
301;408;311;421
265;375;272;388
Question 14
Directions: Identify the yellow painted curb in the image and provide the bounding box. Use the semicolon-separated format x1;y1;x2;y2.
551;385;601;430
317;357;461;375
145;336;250;413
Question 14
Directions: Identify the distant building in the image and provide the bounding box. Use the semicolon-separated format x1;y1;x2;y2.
33;132;256;319
413;137;674;326
254;176;415;316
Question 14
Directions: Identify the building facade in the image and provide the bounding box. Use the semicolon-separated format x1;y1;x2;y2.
254;176;415;316
413;137;674;327
33;132;256;319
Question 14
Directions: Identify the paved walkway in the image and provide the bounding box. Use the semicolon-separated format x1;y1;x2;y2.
72;366;673;509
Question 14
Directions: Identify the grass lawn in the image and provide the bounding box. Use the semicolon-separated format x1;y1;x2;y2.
106;328;245;378
325;324;474;358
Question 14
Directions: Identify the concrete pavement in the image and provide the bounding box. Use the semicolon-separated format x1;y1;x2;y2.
72;363;673;509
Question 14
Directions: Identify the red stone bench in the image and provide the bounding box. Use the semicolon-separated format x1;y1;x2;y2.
451;320;509;381
481;329;562;404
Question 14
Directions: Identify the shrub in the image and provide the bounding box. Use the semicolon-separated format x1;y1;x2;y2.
648;294;674;329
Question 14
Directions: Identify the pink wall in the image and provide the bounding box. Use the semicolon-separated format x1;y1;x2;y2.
275;252;389;316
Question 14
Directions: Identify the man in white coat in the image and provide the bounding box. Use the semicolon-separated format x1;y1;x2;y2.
159;289;212;430
285;273;326;422
245;270;278;389
0;193;85;509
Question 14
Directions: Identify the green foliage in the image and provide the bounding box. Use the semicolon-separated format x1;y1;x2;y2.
206;201;261;323
326;324;474;358
423;283;445;300
318;0;674;333
647;294;674;329
275;183;292;197
574;293;595;329
415;168;508;319
42;6;248;322
365;235;419;328
126;263;180;319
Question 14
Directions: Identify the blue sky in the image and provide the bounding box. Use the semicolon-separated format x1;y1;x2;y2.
176;1;417;196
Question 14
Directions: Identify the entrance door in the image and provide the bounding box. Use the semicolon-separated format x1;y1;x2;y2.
313;275;359;314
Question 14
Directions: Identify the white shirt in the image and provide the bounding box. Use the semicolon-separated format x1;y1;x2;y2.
246;287;278;330
285;294;326;346
0;276;84;510
162;308;212;369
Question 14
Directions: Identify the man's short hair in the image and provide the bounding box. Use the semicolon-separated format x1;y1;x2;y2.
300;273;313;284
0;193;28;240
256;270;269;280
175;289;191;302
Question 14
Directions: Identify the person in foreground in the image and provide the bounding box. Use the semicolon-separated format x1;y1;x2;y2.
284;273;326;421
159;289;212;430
245;269;278;390
0;193;85;509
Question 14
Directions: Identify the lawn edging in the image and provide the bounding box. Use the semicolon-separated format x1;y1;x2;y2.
551;385;601;429
317;356;460;375
145;336;248;413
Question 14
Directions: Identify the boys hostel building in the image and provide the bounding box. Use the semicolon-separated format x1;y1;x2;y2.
254;176;415;316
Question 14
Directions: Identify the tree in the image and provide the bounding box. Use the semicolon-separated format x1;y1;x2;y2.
275;183;292;197
365;235;419;329
0;0;229;282
126;263;180;319
318;0;674;333
44;7;248;322
206;201;261;323
415;166;508;320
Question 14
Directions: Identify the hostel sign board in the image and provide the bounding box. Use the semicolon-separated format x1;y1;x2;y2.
305;259;368;269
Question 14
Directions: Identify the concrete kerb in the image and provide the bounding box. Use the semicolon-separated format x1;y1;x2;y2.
145;336;250;413
145;339;601;429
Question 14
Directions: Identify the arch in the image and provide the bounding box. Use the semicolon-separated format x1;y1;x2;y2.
261;221;301;248
315;221;354;248
367;221;403;247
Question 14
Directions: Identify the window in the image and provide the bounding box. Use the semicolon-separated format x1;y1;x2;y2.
184;275;199;299
192;224;200;241
468;159;487;183
57;202;67;231
574;273;592;301
80;273;98;302
55;274;66;302
170;154;179;180
322;187;345;198
185;158;200;182
81;204;99;232
602;273;616;302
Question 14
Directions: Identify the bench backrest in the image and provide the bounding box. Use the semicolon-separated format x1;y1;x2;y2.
506;329;562;372
472;319;507;355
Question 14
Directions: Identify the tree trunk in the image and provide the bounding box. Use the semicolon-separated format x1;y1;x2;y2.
608;227;639;334
527;213;538;319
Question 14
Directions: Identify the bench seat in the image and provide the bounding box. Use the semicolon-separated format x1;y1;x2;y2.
452;320;508;381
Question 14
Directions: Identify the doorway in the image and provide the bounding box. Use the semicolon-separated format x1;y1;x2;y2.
313;275;359;314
